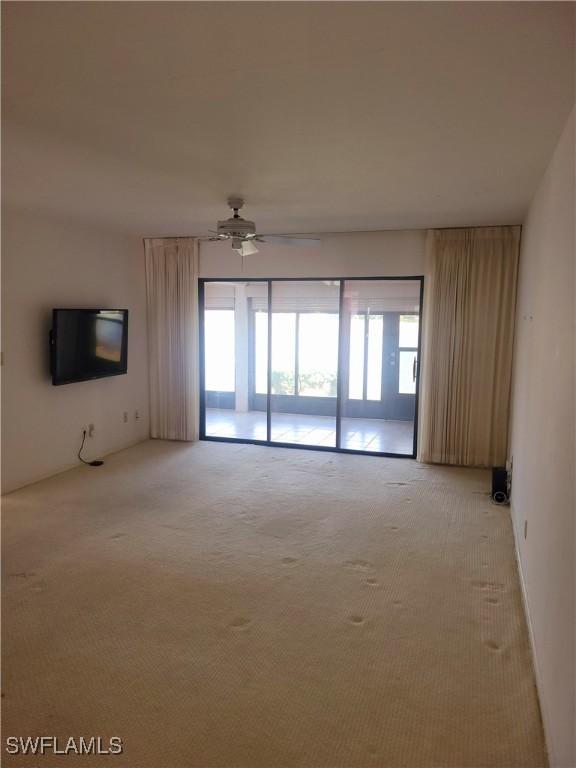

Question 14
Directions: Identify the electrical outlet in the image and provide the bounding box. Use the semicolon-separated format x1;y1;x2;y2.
123;411;128;424
88;424;95;438
524;520;528;540
134;409;140;421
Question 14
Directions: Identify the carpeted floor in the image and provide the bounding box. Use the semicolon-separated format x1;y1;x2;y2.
2;440;546;768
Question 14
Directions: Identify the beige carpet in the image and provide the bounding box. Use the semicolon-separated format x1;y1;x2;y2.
2;440;546;768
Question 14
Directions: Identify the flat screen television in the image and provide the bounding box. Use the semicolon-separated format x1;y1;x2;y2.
50;309;128;385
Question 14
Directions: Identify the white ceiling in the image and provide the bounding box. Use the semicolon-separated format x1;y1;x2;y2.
2;2;574;236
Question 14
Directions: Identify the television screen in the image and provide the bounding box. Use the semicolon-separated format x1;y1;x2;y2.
51;309;128;385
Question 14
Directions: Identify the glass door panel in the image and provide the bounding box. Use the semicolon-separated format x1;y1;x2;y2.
270;281;340;447
203;281;269;441
399;314;419;347
397;314;419;396
399;350;418;395
340;280;421;455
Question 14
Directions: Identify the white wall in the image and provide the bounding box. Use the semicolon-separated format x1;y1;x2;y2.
0;222;425;494
509;108;575;767
199;230;426;279
1;207;150;494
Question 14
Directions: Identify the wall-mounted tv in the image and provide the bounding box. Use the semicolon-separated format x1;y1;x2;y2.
50;309;128;386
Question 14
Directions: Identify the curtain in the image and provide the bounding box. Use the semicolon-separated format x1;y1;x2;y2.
418;226;520;467
144;237;199;441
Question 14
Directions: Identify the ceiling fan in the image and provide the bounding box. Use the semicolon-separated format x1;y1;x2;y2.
201;198;321;257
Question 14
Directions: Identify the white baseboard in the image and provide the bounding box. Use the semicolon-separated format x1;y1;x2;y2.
1;435;149;495
511;517;553;767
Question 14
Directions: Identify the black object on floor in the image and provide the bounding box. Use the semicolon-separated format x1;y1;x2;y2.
491;466;509;505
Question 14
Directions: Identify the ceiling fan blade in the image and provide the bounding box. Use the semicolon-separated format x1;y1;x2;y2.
257;235;321;247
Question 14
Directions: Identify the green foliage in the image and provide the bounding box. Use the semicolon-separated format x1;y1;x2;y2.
271;371;294;395
271;370;337;397
299;371;337;397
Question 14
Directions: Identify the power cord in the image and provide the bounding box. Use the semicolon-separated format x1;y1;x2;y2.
78;429;104;467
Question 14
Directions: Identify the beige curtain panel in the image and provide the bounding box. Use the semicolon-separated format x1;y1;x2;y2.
144;237;199;441
418;226;520;467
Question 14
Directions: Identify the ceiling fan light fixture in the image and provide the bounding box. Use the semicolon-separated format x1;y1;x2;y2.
240;239;259;257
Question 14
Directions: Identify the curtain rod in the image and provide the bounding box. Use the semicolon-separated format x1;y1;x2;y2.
143;223;521;241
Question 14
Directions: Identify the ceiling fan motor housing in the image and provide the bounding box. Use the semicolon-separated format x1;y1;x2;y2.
217;216;256;238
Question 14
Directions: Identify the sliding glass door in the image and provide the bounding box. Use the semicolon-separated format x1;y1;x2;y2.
202;281;269;441
269;281;340;447
339;280;421;454
200;277;422;457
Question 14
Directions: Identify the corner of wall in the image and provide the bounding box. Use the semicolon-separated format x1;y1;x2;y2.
508;105;575;767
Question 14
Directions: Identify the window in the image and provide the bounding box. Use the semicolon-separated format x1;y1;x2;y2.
271;313;296;394
366;315;383;400
398;315;419;394
254;311;268;395
348;315;365;400
348;313;384;401
255;311;339;398
298;314;339;397
205;309;235;391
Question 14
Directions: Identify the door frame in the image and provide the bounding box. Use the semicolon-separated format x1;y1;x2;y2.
339;310;418;421
198;276;424;459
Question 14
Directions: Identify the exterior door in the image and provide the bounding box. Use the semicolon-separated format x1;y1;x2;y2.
342;312;418;421
381;313;418;421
